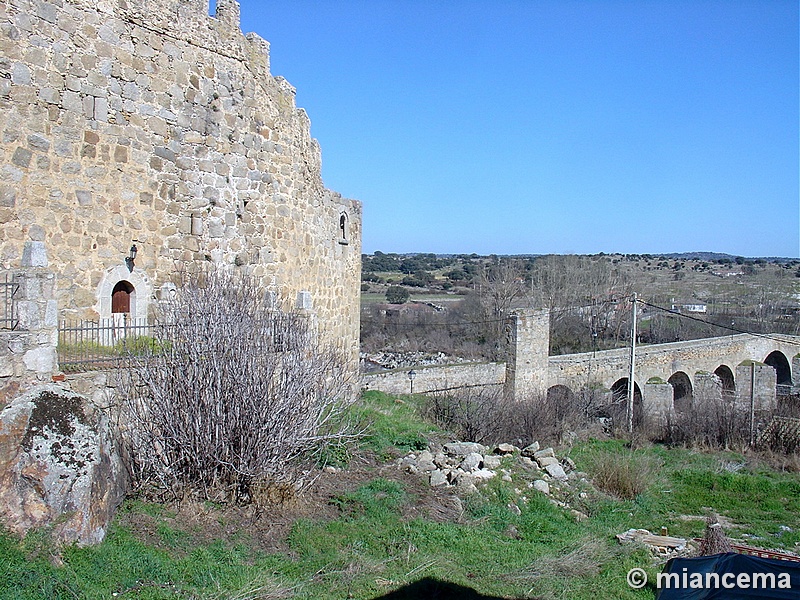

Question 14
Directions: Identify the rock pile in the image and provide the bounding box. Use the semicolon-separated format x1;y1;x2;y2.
396;440;590;520
361;351;472;372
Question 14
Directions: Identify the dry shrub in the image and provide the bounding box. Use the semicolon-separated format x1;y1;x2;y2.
659;392;753;450
423;385;607;446
518;537;615;582
698;514;732;556
585;450;660;500
121;269;355;503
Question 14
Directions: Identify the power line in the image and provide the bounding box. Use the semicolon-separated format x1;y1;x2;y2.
637;299;800;346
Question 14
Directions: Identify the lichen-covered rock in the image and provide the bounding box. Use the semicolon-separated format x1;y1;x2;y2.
0;385;126;546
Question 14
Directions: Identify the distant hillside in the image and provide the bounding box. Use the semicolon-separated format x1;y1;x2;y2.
660;252;795;263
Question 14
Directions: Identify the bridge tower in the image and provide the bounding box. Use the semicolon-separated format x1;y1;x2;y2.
504;309;550;400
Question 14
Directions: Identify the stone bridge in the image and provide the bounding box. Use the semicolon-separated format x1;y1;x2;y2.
510;310;800;418
363;309;800;419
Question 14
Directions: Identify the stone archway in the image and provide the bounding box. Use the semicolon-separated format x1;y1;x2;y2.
714;365;736;397
668;371;693;414
607;378;643;427
96;264;152;322
546;384;577;421
765;351;792;386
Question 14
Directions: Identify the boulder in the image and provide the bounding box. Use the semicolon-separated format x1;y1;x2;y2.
482;455;502;469
471;469;497;481
0;385;127;546
494;443;519;454
416;450;437;472
518;456;540;471
533;447;555;460
536;456;559;468
545;463;568;481
444;442;486;456
532;479;550;495
429;469;449;487
460;452;483;473
521;442;540;457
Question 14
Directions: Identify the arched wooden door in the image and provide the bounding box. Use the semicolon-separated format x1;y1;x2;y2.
111;281;134;314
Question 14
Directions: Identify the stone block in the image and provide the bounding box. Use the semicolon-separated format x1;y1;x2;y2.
75;190;92;206
295;291;312;310
21;241;48;267
11;147;32;168
22;346;56;374
0;185;15;208
27;134;50;151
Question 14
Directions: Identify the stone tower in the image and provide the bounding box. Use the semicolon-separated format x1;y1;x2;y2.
504;309;550;400
0;0;362;378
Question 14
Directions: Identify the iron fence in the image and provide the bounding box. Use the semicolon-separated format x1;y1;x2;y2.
58;315;154;372
0;272;19;330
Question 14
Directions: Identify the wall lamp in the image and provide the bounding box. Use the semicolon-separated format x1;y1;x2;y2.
125;244;137;272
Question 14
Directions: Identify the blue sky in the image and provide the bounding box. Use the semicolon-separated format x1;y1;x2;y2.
236;1;799;258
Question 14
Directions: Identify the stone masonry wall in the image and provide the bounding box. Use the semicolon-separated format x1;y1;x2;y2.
0;268;57;380
363;362;506;397
0;0;361;371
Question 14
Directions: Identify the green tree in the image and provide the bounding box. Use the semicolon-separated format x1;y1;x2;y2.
386;286;410;304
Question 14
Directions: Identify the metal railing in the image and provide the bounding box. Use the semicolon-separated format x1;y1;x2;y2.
0;272;19;330
58;315;154;372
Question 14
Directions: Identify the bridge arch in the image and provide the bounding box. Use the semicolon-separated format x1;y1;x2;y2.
608;378;643;426
713;365;735;396
764;351;792;386
547;385;577;420
668;371;693;414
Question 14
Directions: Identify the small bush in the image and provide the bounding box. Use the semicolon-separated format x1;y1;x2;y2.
423;385;607;446
584;449;660;500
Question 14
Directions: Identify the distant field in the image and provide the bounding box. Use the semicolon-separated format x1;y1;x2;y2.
361;292;465;305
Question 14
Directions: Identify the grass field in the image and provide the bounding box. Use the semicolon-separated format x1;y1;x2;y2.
3;391;800;599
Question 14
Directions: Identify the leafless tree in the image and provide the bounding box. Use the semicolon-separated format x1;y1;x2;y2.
471;259;530;360
120;269;356;503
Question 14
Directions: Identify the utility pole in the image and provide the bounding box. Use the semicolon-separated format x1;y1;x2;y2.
627;293;638;434
749;362;756;446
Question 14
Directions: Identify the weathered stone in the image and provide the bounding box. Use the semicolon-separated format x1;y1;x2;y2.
521;442;540;457
533;447;555;460
570;509;588;522
494;443;519;454
482;455;501;469
545;463;568;481
21;241;48;267
471;469;497;481
416;450;436;472
0;385;126;546
444;442;486;456
533;479;550;495
460;452;483;473
11;147;32;167
429;469;448;487
536;455;558;468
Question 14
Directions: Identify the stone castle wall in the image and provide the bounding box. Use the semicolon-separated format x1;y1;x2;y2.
0;0;361;370
362;362;505;397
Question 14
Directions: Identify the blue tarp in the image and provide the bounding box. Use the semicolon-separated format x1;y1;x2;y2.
656;553;800;599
